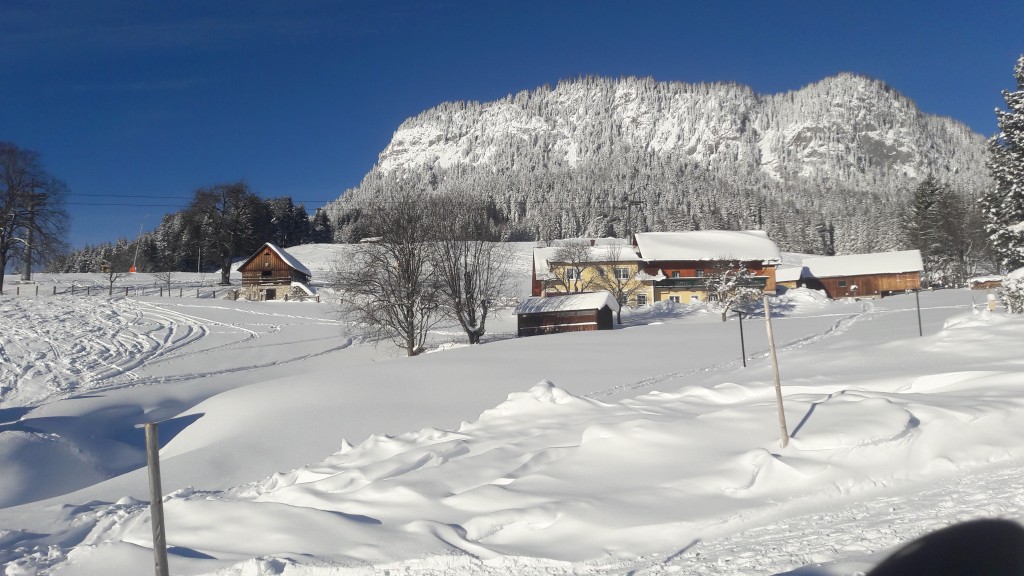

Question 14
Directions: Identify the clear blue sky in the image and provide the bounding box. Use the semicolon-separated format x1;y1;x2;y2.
2;0;1022;249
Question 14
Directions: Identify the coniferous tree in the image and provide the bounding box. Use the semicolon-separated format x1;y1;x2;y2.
981;55;1024;271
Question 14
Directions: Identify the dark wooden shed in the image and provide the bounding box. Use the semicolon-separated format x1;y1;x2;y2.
237;243;314;301
801;250;923;299
514;291;619;337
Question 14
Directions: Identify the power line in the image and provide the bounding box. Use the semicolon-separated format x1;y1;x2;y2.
65;192;337;203
65;202;190;207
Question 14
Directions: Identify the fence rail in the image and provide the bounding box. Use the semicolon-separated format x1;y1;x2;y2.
1;284;223;299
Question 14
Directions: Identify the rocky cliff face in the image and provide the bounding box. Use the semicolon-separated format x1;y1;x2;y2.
376;74;986;188
332;74;989;255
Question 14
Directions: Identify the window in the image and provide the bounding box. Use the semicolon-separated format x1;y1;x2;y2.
671;271;681;278
695;269;704;278
614;267;630;280
838;280;847;288
565;268;579;280
636;294;648;307
668;295;681;303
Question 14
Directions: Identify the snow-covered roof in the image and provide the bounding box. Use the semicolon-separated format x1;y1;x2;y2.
515;291;621;315
239;243;312;277
633;231;782;264
774;266;804;283
549;237;629;248
802;250;923;278
533;243;641;280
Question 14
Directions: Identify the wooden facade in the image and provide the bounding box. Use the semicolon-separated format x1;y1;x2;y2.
515;292;619;337
648;260;776;302
517;307;615;337
805;272;921;298
801;250;924;299
237;243;313;301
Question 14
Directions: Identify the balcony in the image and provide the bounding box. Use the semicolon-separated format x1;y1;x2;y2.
655;276;769;290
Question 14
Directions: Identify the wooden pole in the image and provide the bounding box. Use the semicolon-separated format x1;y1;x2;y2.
144;423;171;576
763;295;789;448
737;311;747;367
915;290;923;337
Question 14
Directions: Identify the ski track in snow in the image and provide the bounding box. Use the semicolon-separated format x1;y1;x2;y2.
587;308;865;401
0;296;347;407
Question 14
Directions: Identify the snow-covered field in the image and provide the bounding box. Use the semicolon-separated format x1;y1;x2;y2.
1;245;1022;576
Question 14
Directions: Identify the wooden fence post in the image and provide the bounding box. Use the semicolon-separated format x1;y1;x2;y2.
144;423;171;576
737;311;747;368
763;295;789;448
915;289;923;337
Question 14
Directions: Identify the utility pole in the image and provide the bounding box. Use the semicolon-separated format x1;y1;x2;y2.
616;191;645;239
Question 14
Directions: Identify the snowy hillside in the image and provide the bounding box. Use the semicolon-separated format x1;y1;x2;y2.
2;246;1024;575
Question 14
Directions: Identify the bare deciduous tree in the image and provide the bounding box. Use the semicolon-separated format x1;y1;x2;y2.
331;186;442;356
0;142;68;292
587;243;645;323
430;193;515;344
100;261;126;295
151;271;175;293
185;182;267;285
548;240;596;293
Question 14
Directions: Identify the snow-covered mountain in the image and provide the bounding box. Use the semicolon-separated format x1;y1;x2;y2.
331;74;990;255
378;74;984;184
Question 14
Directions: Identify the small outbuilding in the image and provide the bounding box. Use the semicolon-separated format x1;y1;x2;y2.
968;276;1003;290
774;265;805;290
801;250;923;298
237;243;315;301
514;291;619;337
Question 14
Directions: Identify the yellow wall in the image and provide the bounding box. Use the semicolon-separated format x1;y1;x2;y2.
545;261;650;306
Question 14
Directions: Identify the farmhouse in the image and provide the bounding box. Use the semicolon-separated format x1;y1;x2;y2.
633;231;780;304
515;291;619;337
237;242;316;301
532;238;643;299
801;250;923;298
533;231;781;306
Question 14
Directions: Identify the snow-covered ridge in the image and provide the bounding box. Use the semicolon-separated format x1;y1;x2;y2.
375;74;986;185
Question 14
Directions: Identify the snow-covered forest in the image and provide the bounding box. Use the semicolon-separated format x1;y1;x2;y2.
329;74;991;256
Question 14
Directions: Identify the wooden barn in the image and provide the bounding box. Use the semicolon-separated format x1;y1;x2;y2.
514;291;619;337
801;250;923;299
237;243;315;301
